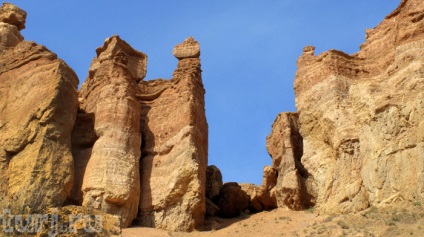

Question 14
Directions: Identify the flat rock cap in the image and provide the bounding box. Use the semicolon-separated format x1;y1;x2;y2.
173;36;200;59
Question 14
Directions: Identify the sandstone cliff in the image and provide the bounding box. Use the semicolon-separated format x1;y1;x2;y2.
0;3;79;214
137;37;208;231
76;35;146;227
72;37;208;231
267;0;424;214
0;3;209;232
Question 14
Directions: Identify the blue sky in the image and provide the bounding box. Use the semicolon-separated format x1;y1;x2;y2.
9;0;400;185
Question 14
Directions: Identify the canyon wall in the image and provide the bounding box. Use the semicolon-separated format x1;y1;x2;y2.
0;3;79;214
0;3;208;232
267;0;424;214
74;37;208;230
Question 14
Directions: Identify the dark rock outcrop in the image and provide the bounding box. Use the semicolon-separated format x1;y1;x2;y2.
216;182;250;218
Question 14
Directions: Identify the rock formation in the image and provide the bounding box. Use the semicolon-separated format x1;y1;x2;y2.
75;35;146;227
267;0;424;214
206;165;223;200
137;37;208;231
216;182;249;218
0;3;208;232
0;3;78;215
264;113;313;210
205;165;223;216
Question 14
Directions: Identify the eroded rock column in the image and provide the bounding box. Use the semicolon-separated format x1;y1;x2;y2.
78;36;146;227
137;37;208;231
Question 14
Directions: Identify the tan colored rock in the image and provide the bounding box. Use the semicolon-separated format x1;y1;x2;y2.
78;35;146;227
265;113;313;210
172;36;200;59
0;3;26;30
0;4;78;214
240;184;264;212
240;168;279;213
206;165;223;200
137;37;208;231
0;22;23;52
293;0;424;214
261;166;277;190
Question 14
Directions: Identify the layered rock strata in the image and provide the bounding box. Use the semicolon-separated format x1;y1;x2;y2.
137;37;208;231
76;36;146;227
267;0;424;214
0;3;78;214
0;3;209;233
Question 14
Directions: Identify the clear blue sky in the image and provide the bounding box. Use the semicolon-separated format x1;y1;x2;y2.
9;0;400;185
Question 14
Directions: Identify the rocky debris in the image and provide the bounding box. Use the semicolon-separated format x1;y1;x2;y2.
287;0;424;214
35;206;122;237
240;184;264;212
216;182;250;218
0;3;26;30
265;113;313;210
136;37;207;232
76;35;146;228
206;165;223;200
0;3;78;215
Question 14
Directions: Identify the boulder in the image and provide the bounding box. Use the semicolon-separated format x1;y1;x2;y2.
217;182;249;218
0;3;26;30
240;184;264;212
206;165;223;200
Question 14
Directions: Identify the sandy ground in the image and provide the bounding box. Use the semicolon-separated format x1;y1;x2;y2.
123;203;424;237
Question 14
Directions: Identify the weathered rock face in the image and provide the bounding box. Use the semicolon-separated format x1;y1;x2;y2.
0;3;78;214
216;182;249;218
265;113;313;210
291;0;424;213
137;37;208;231
76;35;146;227
0;3;209;233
